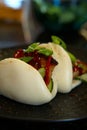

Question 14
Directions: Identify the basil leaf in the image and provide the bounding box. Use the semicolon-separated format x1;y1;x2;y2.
19;56;33;63
68;51;77;63
25;42;53;56
25;43;40;53
51;35;77;63
51;35;67;50
37;47;53;56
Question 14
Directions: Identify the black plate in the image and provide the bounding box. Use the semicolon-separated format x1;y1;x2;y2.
0;42;87;123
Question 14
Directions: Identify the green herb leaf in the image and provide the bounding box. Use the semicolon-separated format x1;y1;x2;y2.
19;56;33;63
37;47;53;56
51;35;67;50
76;73;87;83
68;51;77;63
25;43;40;53
25;42;53;56
51;35;77;63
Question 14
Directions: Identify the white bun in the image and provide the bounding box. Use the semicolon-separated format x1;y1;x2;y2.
39;43;73;93
0;43;81;105
0;58;57;105
72;79;82;89
40;43;81;93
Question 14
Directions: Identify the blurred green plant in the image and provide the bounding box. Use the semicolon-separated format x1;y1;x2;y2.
33;0;87;31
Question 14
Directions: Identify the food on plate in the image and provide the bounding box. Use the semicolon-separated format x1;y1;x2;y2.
0;36;87;105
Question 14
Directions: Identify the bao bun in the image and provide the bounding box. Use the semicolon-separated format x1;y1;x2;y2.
0;43;81;105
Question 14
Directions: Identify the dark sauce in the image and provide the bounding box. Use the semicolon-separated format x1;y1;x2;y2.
14;49;58;86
